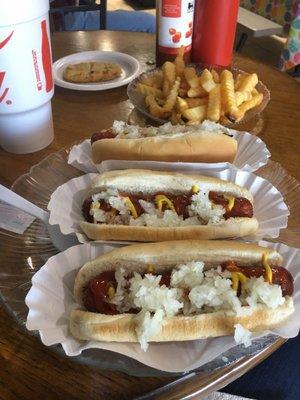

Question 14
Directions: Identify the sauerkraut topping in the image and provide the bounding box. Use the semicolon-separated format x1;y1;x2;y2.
83;261;292;351
110;120;227;139
82;187;254;228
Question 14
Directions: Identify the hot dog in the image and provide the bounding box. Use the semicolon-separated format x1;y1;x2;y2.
80;169;258;242
90;120;237;163
70;240;294;350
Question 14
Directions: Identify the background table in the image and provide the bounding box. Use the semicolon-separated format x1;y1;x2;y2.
0;30;299;400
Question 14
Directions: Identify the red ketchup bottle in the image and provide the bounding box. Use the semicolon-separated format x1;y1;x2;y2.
156;0;195;67
191;0;239;67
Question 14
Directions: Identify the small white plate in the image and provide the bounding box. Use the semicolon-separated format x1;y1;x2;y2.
53;50;140;91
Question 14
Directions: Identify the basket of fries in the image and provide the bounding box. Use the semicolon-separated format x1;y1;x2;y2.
127;48;270;126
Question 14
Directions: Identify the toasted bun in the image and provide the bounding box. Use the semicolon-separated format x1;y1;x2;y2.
91;131;237;164
80;218;259;242
70;299;294;343
90;169;253;201
71;240;292;344
73;240;282;306
83;169;257;241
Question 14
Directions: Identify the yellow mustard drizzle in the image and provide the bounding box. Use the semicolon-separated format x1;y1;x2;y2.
224;195;235;211
124;197;138;219
231;271;248;292
107;286;115;299
192;185;199;194
155;195;175;212
262;252;273;283
146;264;154;274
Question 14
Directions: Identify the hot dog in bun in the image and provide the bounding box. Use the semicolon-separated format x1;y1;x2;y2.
80;169;258;242
70;240;294;350
91;121;237;164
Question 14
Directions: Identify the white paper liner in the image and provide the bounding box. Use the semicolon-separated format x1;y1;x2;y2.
25;240;300;373
47;164;289;244
67;126;270;174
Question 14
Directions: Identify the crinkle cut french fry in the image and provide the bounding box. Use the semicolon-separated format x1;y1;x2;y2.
140;75;156;87
252;88;259;95
176;96;189;113
146;95;172;118
207;84;221;122
182;105;207;122
200;69;216;93
162;79;170;97
152;70;164;89
163;61;176;86
211;69;220;83
185;97;208;107
235;90;252;107
234;73;244;91
184;67;207;97
220;69;239;121
137;83;163;98
174;46;185;77
184;67;198;88
187;85;207;98
163;77;181;111
238;73;258;94
235;93;263;122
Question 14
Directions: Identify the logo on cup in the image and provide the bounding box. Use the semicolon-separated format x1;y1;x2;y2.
0;31;14;105
32;50;43;91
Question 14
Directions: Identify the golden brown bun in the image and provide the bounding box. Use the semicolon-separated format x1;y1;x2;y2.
70;299;294;343
83;169;257;241
74;240;282;306
91;131;237;163
80;218;258;242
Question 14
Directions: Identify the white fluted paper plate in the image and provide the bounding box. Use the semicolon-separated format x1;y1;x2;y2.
68;123;270;173
25;240;300;373
47;164;289;244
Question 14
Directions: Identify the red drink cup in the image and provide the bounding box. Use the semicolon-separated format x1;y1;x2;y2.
191;0;239;67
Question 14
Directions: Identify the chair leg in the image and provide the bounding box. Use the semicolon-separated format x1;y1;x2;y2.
100;0;107;29
235;32;248;52
288;64;300;78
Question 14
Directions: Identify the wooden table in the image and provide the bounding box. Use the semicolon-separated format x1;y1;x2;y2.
0;31;299;400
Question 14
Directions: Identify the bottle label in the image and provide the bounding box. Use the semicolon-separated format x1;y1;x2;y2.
158;0;194;54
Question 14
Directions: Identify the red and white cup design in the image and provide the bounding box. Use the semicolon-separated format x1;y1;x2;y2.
0;15;53;114
0;0;54;154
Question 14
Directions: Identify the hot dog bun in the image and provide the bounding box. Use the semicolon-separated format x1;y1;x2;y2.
70;240;293;344
70;302;293;343
91;130;237;164
90;169;252;200
80;170;258;241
